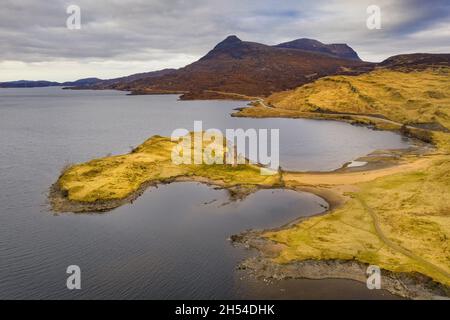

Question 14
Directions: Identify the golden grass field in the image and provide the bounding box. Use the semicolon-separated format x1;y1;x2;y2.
255;67;450;287
266;67;450;128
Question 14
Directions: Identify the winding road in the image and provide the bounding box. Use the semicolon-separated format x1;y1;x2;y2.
357;196;450;281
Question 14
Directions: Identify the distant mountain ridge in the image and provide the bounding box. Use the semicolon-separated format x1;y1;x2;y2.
0;80;61;88
274;38;361;61
1;36;367;94
0;70;178;89
96;35;371;98
0;77;102;88
2;36;447;98
91;44;449;99
84;69;176;89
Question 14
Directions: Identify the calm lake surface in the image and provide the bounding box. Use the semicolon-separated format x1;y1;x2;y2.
0;87;409;299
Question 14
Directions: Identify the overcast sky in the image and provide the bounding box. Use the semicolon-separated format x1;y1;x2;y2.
0;0;448;82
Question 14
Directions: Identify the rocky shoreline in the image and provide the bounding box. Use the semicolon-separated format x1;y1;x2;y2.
231;230;450;300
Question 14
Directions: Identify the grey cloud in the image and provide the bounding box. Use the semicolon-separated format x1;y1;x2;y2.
0;0;448;67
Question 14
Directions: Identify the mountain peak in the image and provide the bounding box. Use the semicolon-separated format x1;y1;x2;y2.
199;35;247;60
214;35;242;49
222;35;241;43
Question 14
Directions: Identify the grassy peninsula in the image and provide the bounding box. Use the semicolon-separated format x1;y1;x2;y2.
51;134;281;212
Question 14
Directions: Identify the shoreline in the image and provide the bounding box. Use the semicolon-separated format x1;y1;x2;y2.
229;136;449;299
229;105;450;299
231;229;449;299
234;100;448;299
